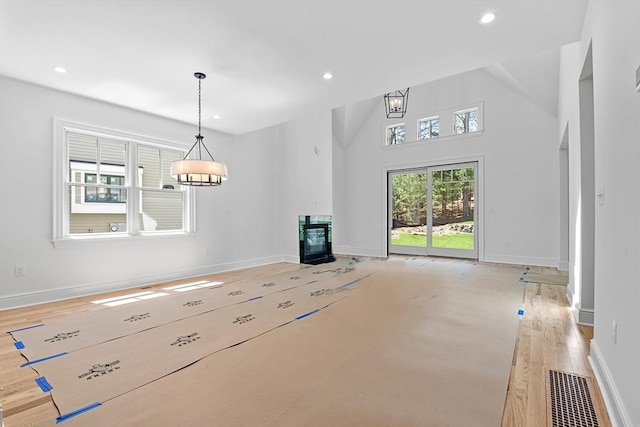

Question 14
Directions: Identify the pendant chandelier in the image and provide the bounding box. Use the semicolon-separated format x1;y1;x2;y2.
384;88;410;119
170;72;228;186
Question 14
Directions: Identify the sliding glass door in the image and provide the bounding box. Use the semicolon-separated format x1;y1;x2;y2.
389;162;478;259
389;171;428;256
428;163;477;258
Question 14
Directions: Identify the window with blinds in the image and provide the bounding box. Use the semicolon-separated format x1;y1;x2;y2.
137;145;184;233
59;126;190;238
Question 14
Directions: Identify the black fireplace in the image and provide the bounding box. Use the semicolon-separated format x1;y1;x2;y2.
299;215;335;265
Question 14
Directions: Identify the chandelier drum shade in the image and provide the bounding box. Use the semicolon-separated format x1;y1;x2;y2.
170;158;228;186
170;72;228;186
384;88;410;119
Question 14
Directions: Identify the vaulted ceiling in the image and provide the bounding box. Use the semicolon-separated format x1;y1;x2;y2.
0;0;587;135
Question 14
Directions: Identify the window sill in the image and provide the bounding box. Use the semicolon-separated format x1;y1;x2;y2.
52;232;196;249
382;129;484;150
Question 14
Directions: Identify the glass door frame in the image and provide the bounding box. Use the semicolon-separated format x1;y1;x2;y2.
385;158;482;260
387;168;429;256
426;162;478;259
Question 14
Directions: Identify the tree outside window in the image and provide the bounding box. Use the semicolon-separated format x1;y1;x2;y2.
386;124;405;145
454;109;478;134
419;117;440;140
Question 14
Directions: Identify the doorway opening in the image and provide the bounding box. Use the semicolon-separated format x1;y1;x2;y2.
388;162;478;259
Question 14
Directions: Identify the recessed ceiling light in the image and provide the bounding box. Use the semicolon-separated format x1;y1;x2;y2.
213;115;221;119
480;13;496;24
53;66;67;73
323;72;333;80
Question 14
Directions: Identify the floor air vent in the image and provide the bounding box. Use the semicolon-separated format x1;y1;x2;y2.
549;370;599;427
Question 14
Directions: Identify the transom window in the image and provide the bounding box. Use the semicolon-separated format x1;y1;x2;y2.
54;121;194;241
383;102;482;147
454;108;479;134
386;123;406;145
418;117;440;140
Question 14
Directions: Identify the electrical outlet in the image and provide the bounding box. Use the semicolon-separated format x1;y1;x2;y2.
612;320;617;344
15;265;25;277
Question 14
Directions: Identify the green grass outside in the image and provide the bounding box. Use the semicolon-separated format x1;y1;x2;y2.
392;233;426;247
391;232;474;250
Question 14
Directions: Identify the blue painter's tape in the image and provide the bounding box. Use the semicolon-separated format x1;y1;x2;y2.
35;376;53;392
57;402;102;424
21;352;68;367
7;324;44;333
248;296;263;301
518;309;525;316
296;309;320;320
14;341;25;349
340;279;361;289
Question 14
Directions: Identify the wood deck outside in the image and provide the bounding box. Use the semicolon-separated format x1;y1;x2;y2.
0;259;610;426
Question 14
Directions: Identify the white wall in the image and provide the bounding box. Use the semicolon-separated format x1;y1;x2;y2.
276;110;334;261
217;125;282;265
558;42;583;313
332;127;348;250
0;77;281;309
565;2;640;426
333;68;560;266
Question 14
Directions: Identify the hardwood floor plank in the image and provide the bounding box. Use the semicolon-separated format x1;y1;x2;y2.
503;281;611;427
502;321;530;426
526;330;545;426
0;378;51;418
3;402;58;427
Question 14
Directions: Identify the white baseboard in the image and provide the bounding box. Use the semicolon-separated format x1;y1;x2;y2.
483;253;557;267
565;285;576;306
558;260;569;271
563;287;594;326
281;254;299;263
0;255;288;310
574;306;594;326
589;340;633;427
333;245;383;258
334;249;558;266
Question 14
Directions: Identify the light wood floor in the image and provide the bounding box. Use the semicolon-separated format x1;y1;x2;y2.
0;259;610;427
500;278;610;427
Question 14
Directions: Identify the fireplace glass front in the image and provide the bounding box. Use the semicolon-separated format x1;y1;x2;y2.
299;215;335;265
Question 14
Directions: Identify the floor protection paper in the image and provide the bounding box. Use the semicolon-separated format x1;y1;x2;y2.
26;270;367;418
10;259;356;361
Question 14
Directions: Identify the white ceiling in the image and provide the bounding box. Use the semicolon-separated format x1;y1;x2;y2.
0;0;587;135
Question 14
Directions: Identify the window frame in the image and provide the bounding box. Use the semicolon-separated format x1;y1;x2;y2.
69;161;145;214
417;116;440;141
382;102;483;149
385;123;406;146
53;119;196;246
453;107;479;134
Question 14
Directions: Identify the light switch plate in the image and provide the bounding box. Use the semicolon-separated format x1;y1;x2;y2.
597;187;605;206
